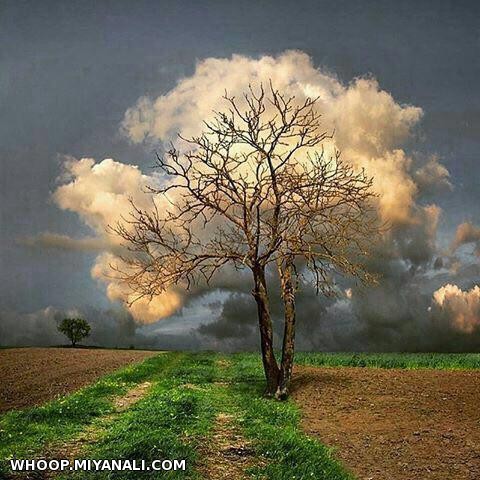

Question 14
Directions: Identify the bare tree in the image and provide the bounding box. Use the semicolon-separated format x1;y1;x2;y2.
113;84;379;398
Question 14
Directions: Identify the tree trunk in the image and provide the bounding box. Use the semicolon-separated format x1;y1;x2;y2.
252;265;279;396
276;258;297;400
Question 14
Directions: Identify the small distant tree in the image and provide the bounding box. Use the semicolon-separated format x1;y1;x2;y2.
113;84;379;398
58;318;91;347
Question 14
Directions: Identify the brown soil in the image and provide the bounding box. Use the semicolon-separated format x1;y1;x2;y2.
198;413;259;480
291;366;480;480
0;347;157;413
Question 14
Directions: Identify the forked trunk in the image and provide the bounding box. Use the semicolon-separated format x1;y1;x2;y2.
276;258;297;400
252;265;279;396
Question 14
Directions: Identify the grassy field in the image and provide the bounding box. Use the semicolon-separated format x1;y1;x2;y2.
1;351;479;479
295;351;480;369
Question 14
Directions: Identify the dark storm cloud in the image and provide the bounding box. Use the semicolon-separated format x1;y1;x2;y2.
190;196;480;353
198;293;258;342
192;261;480;353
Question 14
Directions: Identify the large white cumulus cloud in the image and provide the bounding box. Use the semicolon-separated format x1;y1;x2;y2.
122;50;426;225
431;284;480;333
52;157;183;324
48;51;451;325
53;157;153;234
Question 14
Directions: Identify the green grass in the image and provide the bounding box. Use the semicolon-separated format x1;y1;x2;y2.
1;351;478;479
0;352;181;476
295;352;480;369
225;354;352;480
65;353;220;479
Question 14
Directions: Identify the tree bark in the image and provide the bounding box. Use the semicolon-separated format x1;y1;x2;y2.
276;258;297;400
252;265;279;396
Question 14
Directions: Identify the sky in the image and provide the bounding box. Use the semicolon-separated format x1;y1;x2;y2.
1;0;479;350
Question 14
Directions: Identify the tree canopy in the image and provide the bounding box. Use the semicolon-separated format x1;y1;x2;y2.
57;318;91;347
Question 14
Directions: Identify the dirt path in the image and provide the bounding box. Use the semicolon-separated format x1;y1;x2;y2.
114;381;152;411
52;381;153;458
0;348;157;412
198;412;257;480
196;358;260;480
292;366;480;480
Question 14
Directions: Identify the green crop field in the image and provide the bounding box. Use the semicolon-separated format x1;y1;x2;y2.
1;352;479;479
294;351;480;370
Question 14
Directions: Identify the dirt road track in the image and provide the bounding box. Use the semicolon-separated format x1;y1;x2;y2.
0;348;157;413
292;366;480;480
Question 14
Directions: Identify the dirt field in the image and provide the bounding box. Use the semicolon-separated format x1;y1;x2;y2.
292;366;480;480
0;348;157;413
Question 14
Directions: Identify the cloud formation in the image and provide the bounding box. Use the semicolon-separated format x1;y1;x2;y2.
414;155;453;195
44;51;457;338
51;158;183;323
451;222;480;257
53;157;153;234
91;252;183;323
122;51;427;227
431;284;480;333
20;232;111;252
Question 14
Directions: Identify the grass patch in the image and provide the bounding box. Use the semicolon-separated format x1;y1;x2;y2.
65;353;220;479
238;393;351;480
295;352;480;369
0;352;181;476
223;354;352;480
